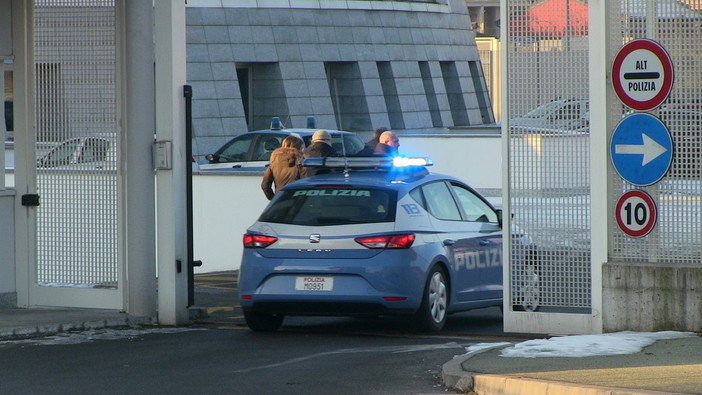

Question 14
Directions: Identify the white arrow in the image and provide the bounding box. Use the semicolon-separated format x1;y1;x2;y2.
615;133;667;166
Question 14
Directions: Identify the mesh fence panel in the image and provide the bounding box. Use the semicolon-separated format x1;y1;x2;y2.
507;0;592;312
34;0;118;287
610;0;702;264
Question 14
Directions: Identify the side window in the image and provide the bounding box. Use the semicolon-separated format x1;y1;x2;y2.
218;134;256;162
450;183;498;223
421;181;462;221
39;138;81;167
79;138;110;163
409;188;426;209
253;135;283;161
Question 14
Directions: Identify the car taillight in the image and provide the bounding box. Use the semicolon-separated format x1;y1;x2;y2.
243;233;278;248
354;234;415;249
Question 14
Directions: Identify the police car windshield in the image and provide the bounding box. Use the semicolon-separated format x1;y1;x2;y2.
259;187;397;226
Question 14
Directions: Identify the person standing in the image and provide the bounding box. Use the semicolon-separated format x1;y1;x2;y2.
300;129;337;178
261;135;304;200
373;130;400;157
356;126;389;156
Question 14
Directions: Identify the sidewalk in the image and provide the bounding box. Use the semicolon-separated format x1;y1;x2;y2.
0;308;152;340
442;335;702;395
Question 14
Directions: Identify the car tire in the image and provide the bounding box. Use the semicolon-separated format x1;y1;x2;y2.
413;266;448;332
243;311;284;332
521;264;540;312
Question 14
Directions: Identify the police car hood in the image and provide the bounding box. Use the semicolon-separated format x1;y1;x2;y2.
248;222;396;259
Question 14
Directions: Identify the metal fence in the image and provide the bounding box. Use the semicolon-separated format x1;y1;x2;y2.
609;0;702;264
507;0;592;313
35;0;119;287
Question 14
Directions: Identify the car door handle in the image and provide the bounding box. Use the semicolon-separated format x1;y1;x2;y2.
231;164;242;168
479;239;490;246
443;239;455;246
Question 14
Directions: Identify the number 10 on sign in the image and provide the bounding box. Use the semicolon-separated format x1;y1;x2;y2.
615;190;657;237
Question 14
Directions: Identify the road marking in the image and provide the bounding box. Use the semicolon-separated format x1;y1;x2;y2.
232;343;464;373
207;306;236;314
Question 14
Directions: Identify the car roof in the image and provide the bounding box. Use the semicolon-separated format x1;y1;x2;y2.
237;128;355;137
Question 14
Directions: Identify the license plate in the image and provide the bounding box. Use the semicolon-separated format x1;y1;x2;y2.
295;276;334;291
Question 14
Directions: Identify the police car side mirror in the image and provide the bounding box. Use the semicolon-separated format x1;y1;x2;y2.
496;209;503;228
205;153;216;163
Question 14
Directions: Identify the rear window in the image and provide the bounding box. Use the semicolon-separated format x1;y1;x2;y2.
259;187;397;226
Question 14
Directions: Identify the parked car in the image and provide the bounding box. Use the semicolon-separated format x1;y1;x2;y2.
36;136;115;170
197;119;365;171
238;156;532;332
511;98;590;133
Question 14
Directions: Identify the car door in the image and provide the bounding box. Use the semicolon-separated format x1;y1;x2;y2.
448;181;502;301
419;180;502;304
200;133;257;171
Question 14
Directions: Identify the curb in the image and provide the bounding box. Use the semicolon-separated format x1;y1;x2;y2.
441;346;689;395
441;343;507;392
0;315;153;341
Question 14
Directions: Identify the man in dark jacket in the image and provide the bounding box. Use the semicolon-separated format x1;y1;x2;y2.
373;130;400;157
300;129;337;178
356;126;389;156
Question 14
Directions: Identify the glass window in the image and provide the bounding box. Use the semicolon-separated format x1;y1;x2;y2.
79;138;110;163
216;134;256;162
39;138;81;167
259;187;396;226
450;183;498;223
420;181;462;221
253;135;283;161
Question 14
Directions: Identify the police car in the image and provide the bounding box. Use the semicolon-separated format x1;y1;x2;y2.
238;156;529;332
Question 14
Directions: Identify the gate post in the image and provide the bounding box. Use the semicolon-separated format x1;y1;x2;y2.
124;0;157;319
154;0;189;325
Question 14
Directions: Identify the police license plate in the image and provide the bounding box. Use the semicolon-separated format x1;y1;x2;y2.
295;276;334;291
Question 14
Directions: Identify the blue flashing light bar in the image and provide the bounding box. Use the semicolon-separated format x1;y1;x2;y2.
302;156;432;169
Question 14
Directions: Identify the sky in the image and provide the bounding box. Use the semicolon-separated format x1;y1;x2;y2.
465;331;697;358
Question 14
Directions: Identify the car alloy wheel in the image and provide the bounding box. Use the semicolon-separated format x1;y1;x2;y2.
414;266;448;332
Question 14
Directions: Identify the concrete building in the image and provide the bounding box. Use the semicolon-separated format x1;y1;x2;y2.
185;0;495;161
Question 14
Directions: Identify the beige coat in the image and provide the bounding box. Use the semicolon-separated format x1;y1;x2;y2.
261;147;304;200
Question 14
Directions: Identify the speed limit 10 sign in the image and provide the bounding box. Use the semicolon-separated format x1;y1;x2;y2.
615;190;657;237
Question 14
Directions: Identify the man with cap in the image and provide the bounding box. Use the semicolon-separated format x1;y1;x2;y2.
301;129;338;178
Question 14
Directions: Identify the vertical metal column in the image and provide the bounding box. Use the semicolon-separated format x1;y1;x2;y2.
125;0;156;318
155;0;189;325
588;0;609;333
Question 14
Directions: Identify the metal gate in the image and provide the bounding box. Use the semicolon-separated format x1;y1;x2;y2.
503;0;594;334
30;0;123;309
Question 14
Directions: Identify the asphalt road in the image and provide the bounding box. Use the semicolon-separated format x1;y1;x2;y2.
0;271;529;395
192;271;512;337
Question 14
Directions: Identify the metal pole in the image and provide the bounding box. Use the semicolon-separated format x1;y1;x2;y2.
184;85;201;306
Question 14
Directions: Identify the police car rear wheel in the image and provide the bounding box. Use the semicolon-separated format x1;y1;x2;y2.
414;267;448;332
244;311;284;332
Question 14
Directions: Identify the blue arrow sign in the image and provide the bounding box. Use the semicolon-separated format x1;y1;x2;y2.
610;113;673;186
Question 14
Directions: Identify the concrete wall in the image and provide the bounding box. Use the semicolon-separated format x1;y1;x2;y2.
603;262;702;332
0;189;16;308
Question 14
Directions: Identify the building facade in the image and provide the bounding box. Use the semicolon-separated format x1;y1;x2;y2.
186;0;494;160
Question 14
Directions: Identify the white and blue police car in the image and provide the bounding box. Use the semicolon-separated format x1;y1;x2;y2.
239;156;515;332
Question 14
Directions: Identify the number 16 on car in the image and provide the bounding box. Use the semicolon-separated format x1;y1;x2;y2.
615;190;657;237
